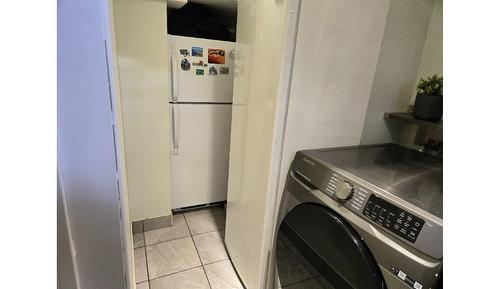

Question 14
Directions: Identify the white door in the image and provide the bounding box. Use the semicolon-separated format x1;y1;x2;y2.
170;103;232;208
224;0;392;288
170;35;235;103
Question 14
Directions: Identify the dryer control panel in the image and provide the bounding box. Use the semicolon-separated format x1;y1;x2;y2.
363;194;424;243
291;150;443;259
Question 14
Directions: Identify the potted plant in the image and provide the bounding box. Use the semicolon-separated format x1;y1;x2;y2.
412;74;443;121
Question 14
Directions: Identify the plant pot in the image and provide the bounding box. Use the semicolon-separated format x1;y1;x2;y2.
412;94;443;121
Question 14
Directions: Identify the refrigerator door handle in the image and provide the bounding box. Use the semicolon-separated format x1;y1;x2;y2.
171;104;179;155
171;54;179;102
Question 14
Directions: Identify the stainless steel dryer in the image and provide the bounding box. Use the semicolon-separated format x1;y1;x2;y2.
273;144;442;289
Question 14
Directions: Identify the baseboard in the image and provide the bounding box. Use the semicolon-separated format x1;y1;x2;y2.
132;214;173;234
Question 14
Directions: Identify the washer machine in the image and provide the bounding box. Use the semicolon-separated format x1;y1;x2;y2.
273;144;442;289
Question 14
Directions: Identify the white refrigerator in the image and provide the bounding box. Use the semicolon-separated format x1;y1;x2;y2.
168;35;235;209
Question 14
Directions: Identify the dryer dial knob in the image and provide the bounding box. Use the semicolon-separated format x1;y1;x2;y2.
335;181;354;201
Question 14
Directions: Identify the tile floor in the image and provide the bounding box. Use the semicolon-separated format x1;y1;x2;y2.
133;206;244;289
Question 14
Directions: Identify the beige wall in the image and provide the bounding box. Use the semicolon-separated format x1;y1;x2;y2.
280;0;392;188
361;0;436;145
113;0;172;221
411;0;443;103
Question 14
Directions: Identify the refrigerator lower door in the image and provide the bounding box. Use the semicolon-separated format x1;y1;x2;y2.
170;103;232;209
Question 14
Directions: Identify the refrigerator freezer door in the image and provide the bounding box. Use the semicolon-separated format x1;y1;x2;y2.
170;103;232;208
169;35;235;103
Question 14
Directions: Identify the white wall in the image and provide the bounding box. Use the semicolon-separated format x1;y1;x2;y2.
57;0;126;287
113;0;173;221
360;0;436;145
267;2;392;285
276;0;392;213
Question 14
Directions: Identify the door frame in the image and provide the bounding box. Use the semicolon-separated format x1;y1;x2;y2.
101;0;135;287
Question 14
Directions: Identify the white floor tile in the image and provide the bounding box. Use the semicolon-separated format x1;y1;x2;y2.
149;267;210;289
204;260;243;289
134;233;145;248
134;247;148;283
185;207;225;235
146;236;201;279
193;230;228;264
136;281;149;289
145;214;190;245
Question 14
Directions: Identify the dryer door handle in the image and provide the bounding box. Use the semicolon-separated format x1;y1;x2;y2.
290;171;315;191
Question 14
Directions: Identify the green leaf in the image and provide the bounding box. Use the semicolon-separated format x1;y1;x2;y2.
416;74;443;96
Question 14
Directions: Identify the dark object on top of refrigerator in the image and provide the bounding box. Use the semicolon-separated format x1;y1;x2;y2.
168;3;236;42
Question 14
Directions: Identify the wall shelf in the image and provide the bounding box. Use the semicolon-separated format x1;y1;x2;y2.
384;112;442;131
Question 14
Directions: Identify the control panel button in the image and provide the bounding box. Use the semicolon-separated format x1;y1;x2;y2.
380;209;389;220
397;271;407;280
334;181;354;200
363;194;425;243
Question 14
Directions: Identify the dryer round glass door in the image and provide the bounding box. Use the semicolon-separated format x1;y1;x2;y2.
275;203;386;289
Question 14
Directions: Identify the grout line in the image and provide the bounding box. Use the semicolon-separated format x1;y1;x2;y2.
183;212;194;236
147;265;204;283
134;231;146;249
191;227;225;237
140;209;229;286
194;237;213;289
184;212;213;289
141;212;190;247
143;213;201;284
143;234;192;248
183;207;226;237
142;228;224;248
141;232;152;289
141;223;224;250
143;243;232;283
202;258;230;267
